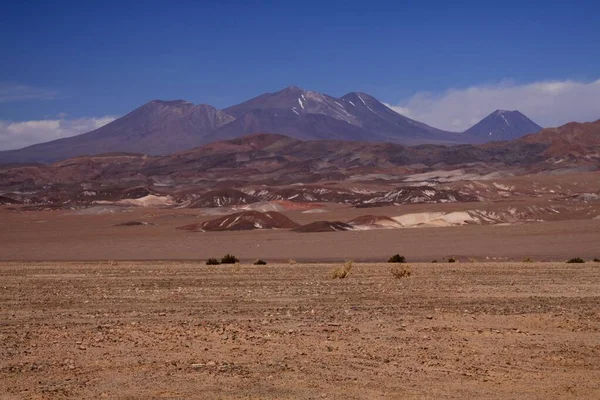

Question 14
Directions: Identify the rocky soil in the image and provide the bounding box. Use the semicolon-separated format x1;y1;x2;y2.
1;261;599;399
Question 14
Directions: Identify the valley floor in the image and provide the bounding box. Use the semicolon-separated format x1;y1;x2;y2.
1;206;600;262
1;261;599;399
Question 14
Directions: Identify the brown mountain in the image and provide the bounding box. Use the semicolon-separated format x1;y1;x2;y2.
0;120;597;201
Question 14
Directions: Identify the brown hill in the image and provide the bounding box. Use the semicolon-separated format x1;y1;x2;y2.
188;189;260;208
293;221;354;233
178;211;299;232
518;119;600;159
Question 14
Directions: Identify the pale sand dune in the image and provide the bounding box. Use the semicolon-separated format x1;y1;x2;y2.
393;211;476;227
116;194;175;207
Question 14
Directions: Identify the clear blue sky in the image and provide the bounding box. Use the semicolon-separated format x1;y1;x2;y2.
1;0;599;121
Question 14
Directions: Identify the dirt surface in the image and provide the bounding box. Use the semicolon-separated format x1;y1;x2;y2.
2;206;600;262
1;261;599;399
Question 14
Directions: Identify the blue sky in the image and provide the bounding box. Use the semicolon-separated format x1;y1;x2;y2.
1;0;599;149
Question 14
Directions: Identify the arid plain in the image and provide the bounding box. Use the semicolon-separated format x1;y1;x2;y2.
1;261;599;399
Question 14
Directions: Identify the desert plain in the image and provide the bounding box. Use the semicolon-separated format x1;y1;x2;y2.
1;259;599;399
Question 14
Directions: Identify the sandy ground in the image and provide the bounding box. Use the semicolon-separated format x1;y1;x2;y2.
1;206;600;262
1;261;599;399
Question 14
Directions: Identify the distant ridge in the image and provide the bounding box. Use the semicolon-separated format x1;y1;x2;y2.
0;86;543;163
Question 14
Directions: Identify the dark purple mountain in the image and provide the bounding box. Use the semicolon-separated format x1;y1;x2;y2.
0;87;543;164
463;110;543;141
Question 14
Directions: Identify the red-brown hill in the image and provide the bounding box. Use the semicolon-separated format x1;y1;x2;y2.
177;211;299;232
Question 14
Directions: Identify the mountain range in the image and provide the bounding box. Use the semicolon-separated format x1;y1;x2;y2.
0;86;544;164
1;119;597;193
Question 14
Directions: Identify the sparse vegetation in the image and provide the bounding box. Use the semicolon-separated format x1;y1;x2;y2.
331;260;353;279
448;257;456;263
522;257;534;263
288;259;297;265
254;259;267;265
206;258;220;265
566;257;585;264
388;254;406;263
220;254;239;264
391;265;412;279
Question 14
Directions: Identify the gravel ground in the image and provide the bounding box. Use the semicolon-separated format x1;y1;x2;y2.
1;261;599;399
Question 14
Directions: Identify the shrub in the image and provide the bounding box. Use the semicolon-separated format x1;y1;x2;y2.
522;257;534;263
388;254;406;263
206;258;220;265
391;265;411;279
566;257;585;264
254;259;267;265
448;257;456;263
431;260;438;263
331;260;353;279
221;254;239;264
593;258;600;262
288;259;297;265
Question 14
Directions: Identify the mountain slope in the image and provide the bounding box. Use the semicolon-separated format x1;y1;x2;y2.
0;100;235;163
1;120;597;193
463;110;542;141
0;87;552;165
223;86;457;144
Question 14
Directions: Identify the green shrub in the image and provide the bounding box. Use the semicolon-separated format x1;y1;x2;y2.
448;257;456;263
388;254;406;263
254;259;267;265
566;257;585;264
391;265;412;279
220;254;239;264
206;258;220;265
331;260;353;279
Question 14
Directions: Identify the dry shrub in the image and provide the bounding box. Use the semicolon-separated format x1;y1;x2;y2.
522;257;534;263
391;265;412;279
331;260;353;279
220;254;239;264
388;254;406;263
288;259;297;265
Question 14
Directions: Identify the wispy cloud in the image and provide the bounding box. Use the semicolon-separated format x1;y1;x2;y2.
0;116;117;150
387;79;600;131
0;82;58;103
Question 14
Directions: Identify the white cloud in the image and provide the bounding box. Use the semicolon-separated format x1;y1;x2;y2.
387;79;600;131
0;83;57;102
0;116;117;150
